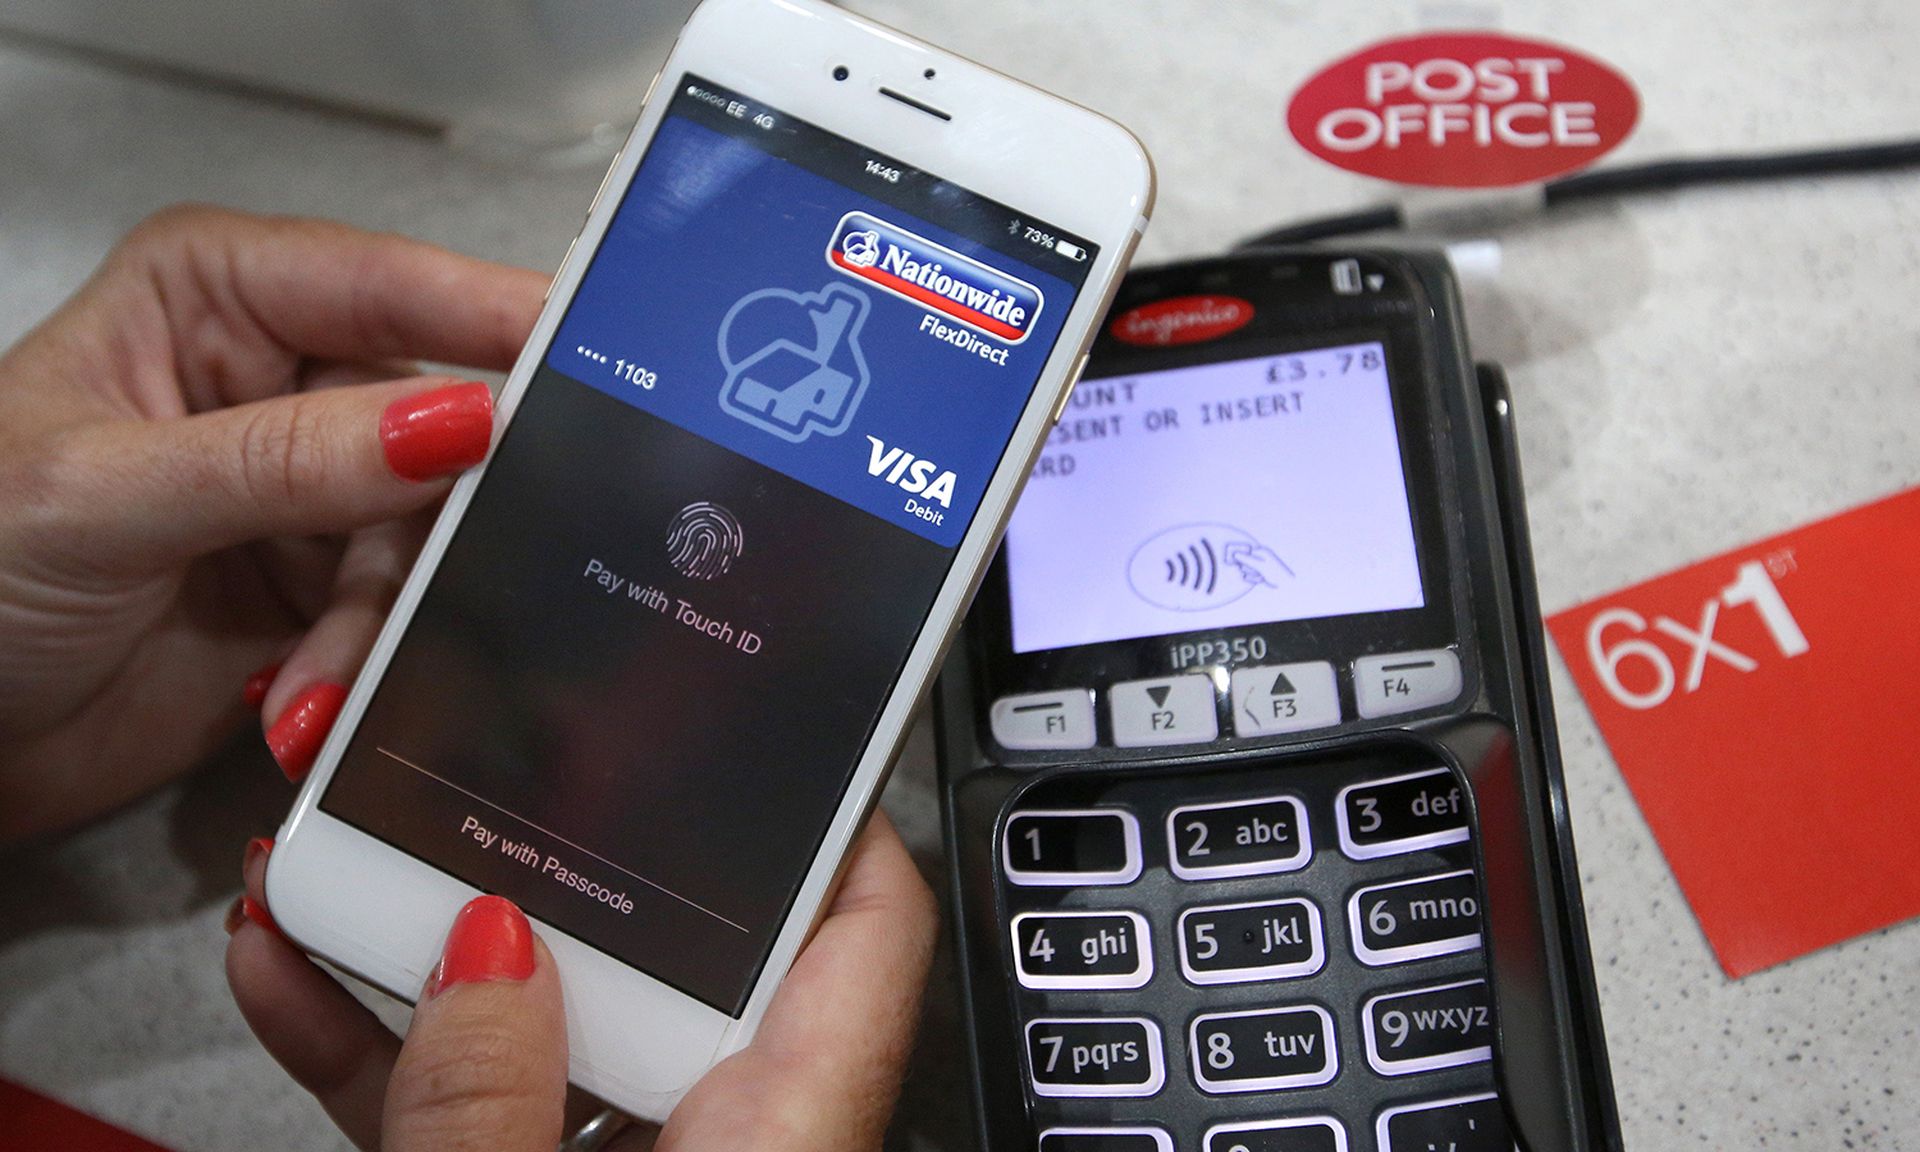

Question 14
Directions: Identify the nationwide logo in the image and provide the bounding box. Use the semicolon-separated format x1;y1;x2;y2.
826;211;1042;344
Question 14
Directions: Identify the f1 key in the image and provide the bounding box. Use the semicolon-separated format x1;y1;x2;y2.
1168;795;1310;880
1336;767;1470;859
1349;869;1482;965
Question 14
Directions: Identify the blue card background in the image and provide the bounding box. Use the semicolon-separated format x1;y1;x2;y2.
547;115;1079;548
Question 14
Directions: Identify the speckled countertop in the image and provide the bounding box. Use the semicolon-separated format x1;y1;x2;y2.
2;2;1918;1149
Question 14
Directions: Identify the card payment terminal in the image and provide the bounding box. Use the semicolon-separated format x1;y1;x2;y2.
934;250;1621;1152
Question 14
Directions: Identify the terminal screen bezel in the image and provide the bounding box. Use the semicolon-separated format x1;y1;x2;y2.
970;256;1463;708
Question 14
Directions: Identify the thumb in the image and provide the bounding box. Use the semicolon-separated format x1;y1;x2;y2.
385;895;569;1152
47;377;493;571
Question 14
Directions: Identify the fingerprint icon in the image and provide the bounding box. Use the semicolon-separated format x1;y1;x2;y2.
665;501;744;581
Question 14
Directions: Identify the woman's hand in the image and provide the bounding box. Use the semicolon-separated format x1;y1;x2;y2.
227;812;938;1152
0;205;546;841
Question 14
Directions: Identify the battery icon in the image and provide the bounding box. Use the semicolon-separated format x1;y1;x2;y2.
1055;240;1088;262
1330;258;1363;295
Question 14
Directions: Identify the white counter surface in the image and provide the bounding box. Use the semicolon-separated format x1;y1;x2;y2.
3;2;1918;1148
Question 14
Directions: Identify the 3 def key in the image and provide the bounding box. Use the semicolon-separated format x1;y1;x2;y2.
1337;767;1471;859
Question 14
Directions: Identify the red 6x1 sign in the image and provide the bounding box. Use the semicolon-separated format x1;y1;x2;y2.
1583;559;1809;711
1547;487;1920;977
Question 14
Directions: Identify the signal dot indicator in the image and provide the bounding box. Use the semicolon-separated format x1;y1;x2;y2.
575;345;611;365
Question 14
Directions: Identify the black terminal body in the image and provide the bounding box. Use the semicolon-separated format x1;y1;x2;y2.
934;250;1621;1152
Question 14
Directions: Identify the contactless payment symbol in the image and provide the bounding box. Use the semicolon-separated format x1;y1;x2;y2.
717;282;871;442
1128;523;1294;612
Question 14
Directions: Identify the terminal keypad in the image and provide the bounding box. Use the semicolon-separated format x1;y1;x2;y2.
999;751;1499;1150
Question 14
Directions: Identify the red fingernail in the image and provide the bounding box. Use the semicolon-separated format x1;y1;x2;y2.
425;895;535;999
242;895;289;942
380;381;493;482
244;835;274;876
266;682;346;783
242;663;281;710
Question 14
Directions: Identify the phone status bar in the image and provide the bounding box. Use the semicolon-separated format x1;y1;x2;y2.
668;74;1097;285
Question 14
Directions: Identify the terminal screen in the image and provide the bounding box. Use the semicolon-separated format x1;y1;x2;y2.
1005;343;1424;654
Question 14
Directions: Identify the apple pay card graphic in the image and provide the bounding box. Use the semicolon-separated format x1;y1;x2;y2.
1546;486;1920;978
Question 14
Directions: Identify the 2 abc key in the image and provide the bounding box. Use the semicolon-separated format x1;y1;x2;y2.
1168;795;1310;880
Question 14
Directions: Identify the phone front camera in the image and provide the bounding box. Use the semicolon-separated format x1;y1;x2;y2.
924;68;937;79
832;65;850;81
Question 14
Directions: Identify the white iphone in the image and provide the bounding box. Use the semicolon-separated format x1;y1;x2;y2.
266;0;1152;1122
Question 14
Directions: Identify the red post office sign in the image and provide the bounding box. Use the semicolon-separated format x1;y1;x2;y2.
1287;32;1638;188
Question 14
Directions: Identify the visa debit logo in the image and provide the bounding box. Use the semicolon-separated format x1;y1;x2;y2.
827;212;1042;344
867;435;955;521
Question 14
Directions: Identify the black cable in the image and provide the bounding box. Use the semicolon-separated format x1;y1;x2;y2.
1235;205;1404;249
1543;137;1920;205
1233;136;1920;250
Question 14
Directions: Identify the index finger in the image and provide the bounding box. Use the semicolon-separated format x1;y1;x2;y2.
228;840;400;1152
126;205;549;386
